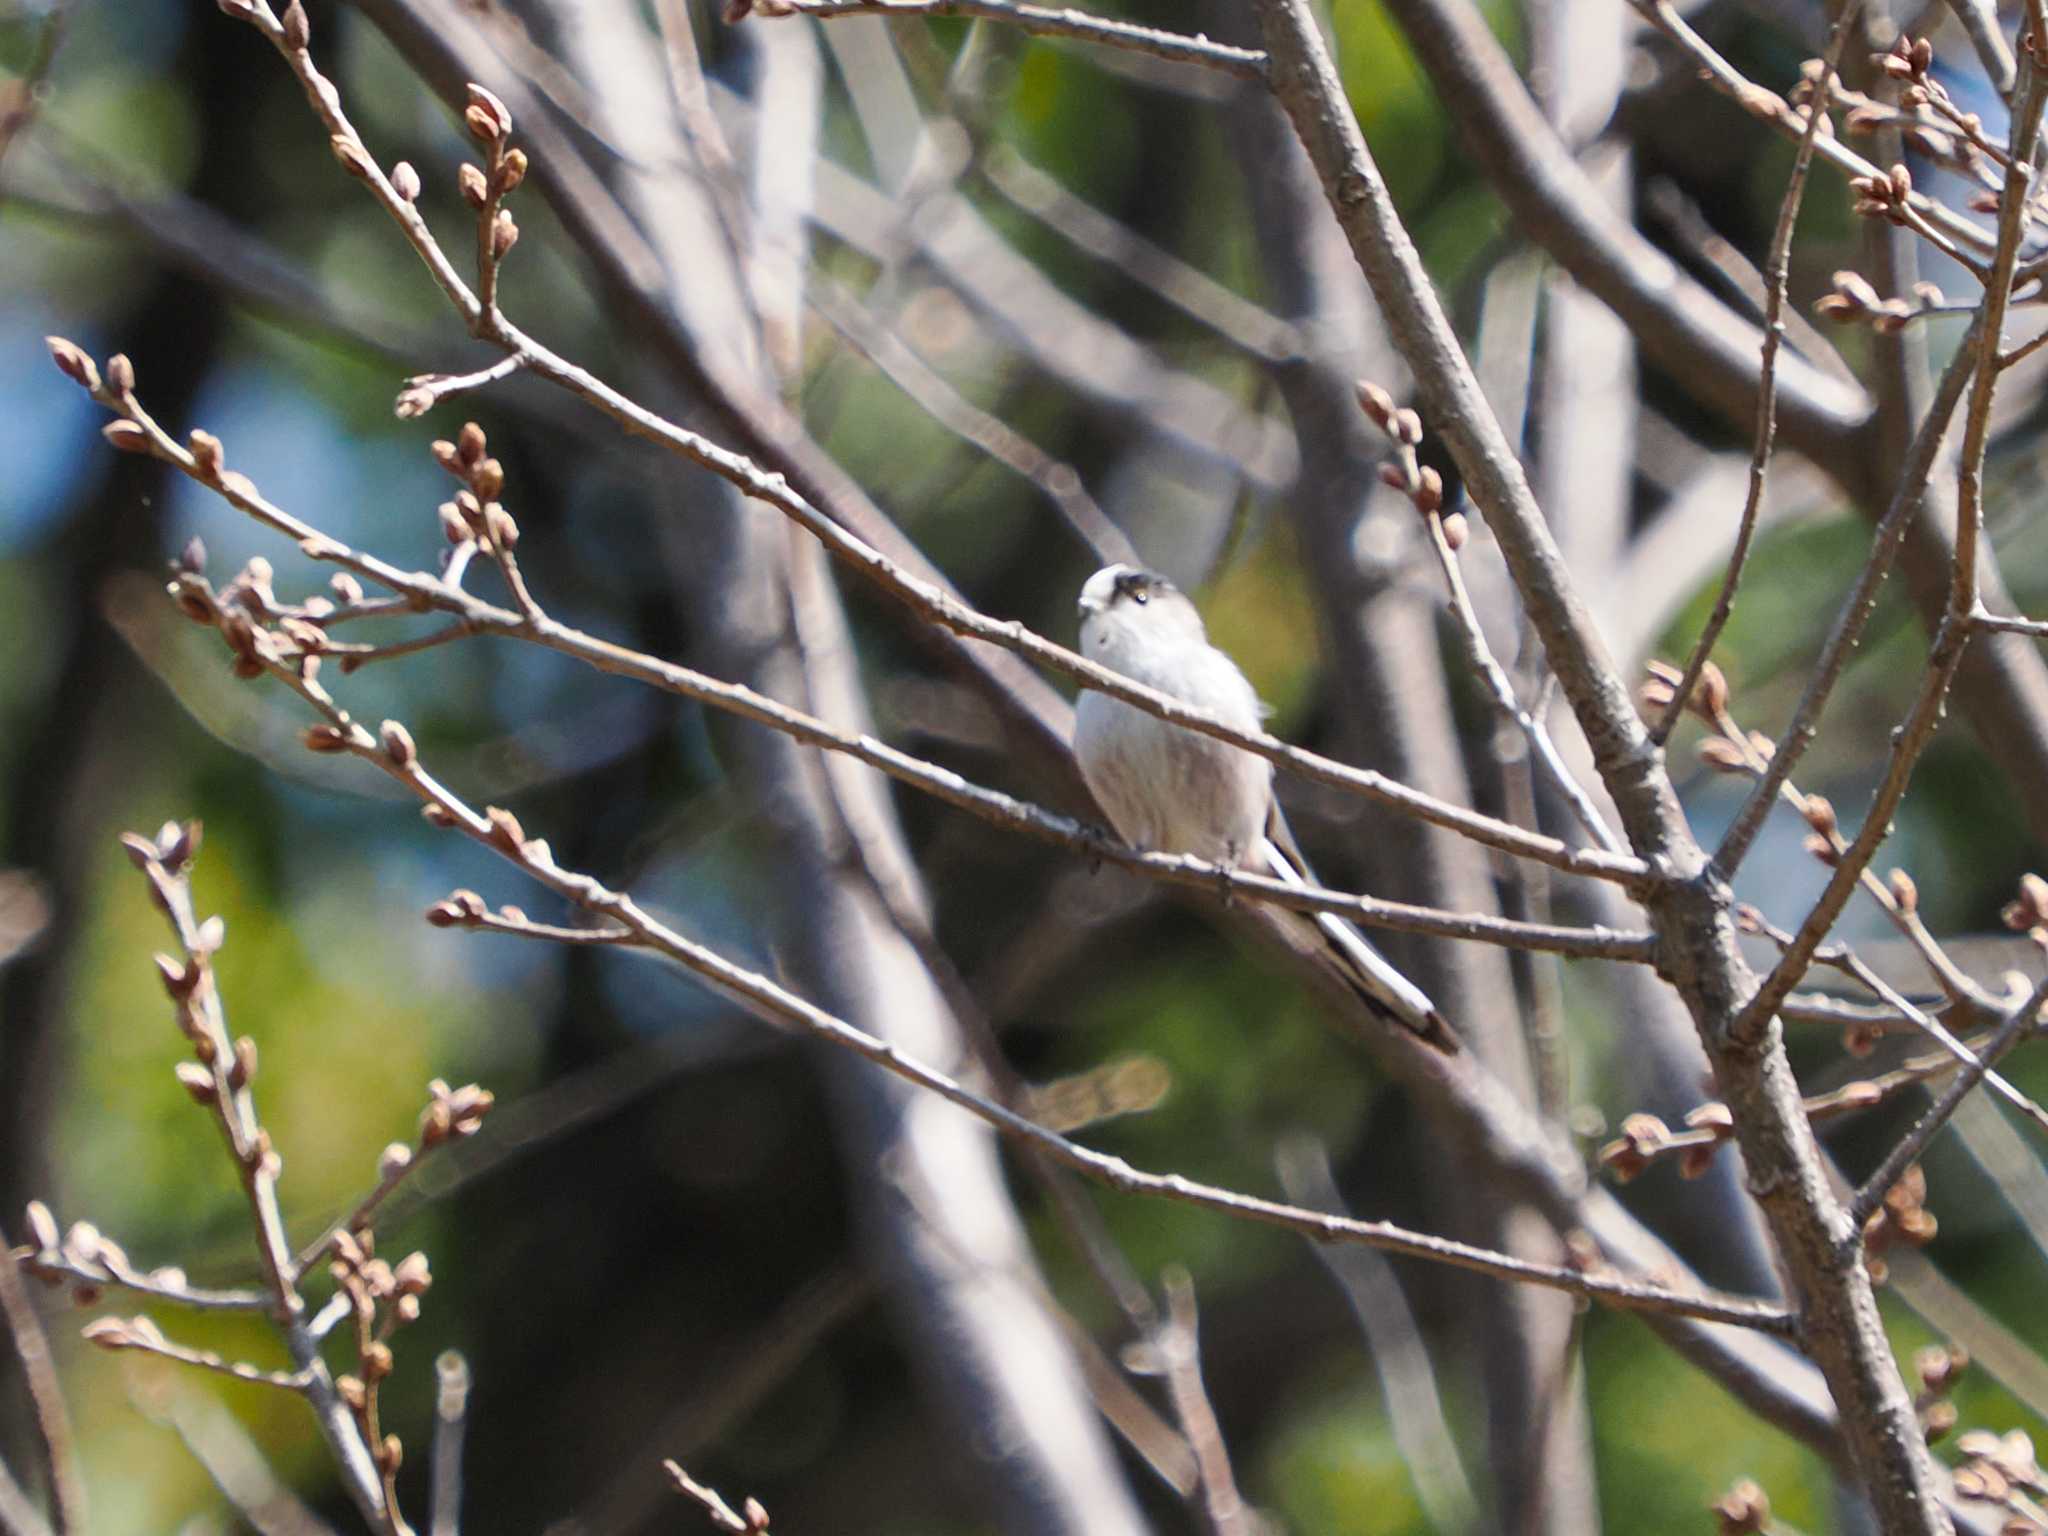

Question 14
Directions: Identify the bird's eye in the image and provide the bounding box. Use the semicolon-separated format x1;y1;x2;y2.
1131;589;1149;605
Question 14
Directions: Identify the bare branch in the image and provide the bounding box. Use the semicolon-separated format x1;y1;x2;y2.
751;0;1269;79
185;611;1789;1330
1851;976;2048;1230
1654;5;1856;740
0;1232;81;1535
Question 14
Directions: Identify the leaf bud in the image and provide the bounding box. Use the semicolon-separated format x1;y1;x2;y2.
45;336;100;392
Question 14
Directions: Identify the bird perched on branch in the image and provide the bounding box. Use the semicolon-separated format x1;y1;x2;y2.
1073;563;1459;1054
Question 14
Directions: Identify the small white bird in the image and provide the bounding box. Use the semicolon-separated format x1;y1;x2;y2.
1074;563;1459;1054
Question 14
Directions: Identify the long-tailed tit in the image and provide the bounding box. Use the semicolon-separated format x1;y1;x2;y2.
1074;563;1459;1054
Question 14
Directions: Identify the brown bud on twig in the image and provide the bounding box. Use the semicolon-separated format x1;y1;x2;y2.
438;502;471;546
1438;511;1467;551
1639;659;1680;716
397;387;437;422
1800;794;1838;841
281;0;309;49
472;458;505;502
1686;1102;1734;1136
1354;380;1395;430
302;724;351;753
458;162;489;208
1888;868;1919;914
45;336;100;392
174;1062;216;1105
484;504;519;550
484;805;524;853
465;83;512;141
330;136;375;180
463;105;500;144
102;420;151;455
393;1251;431;1296
2003;873;2048;932
379;720;417;768
1677;1141;1720;1180
1711;1478;1769;1535
338;1374;367;1412
425;898;469;928
1696;660;1729;718
1917;1343;1967;1394
187;430;224;480
1736;81;1785;119
494;147;527;196
25;1202;58;1254
458;422;487;464
421;803;457;829
391;161;421;203
1413;465;1442;515
381;1434;403;1473
106;353;135;395
1697;737;1751;773
225;1034;257;1090
154;952;193;998
490;210;519;259
1598;1112;1670;1183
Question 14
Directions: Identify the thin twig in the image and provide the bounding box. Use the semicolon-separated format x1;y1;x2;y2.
1974;608;2048;638
1630;0;1995;260
190;6;1662;893
661;1462;765;1534
1947;0;2019;98
1733;35;2048;1042
0;0;74;192
1714;319;1982;875
753;0;1270;79
118;832;388;1526
977;144;1303;364
73;375;1656;953
1423;502;1623;853
188;623;1793;1333
141;1380;341;1536
1654;4;1857;741
429;1352;469;1536
807;275;1137;566
0;1235;82;1535
1150;1271;1252;1536
13;1235;268;1313
81;1317;317;1394
1274;1137;1479;1534
1850;975;2048;1229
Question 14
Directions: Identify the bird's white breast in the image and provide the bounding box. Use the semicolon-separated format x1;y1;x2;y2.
1075;613;1272;865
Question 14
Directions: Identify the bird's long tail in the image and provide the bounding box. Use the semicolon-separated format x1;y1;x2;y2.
1258;839;1461;1054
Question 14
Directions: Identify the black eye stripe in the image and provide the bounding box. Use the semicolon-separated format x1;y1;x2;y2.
1112;569;1165;605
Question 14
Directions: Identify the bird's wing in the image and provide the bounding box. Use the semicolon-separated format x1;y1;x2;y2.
1259;805;1460;1054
